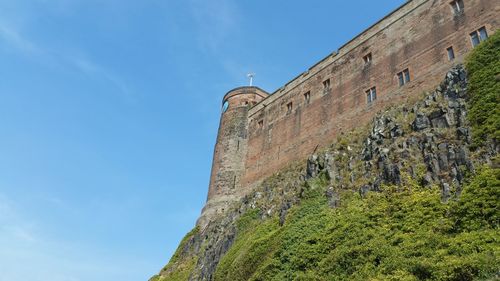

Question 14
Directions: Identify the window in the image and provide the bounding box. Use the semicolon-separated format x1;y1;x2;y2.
397;69;410;86
323;78;331;94
258;120;263;128
286;102;293;114
222;100;229;112
470;27;488;47
447;46;455;61
323;79;331;89
304;91;311;104
405;70;411;84
450;0;464;15
363;53;372;64
479;27;488;40
366;87;377;104
470;31;480;47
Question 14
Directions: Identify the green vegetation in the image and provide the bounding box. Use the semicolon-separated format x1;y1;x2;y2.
465;31;500;147
170;227;199;264
215;167;499;281
151;227;199;281
150;258;196;281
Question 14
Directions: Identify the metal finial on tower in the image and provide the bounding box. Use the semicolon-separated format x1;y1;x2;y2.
247;73;255;86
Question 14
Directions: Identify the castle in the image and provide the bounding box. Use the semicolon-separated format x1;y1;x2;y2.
198;0;498;227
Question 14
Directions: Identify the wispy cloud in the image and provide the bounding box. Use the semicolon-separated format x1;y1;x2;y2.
0;23;42;55
70;55;132;99
0;6;132;99
189;0;239;52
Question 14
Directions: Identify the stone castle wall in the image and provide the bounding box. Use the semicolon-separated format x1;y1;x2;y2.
201;87;268;224
199;0;499;226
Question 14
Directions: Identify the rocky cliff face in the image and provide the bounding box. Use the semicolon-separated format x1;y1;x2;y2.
307;66;478;202
151;33;499;281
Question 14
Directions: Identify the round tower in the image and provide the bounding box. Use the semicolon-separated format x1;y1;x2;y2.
198;86;269;227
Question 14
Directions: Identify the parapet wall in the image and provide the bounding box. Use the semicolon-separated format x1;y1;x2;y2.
200;0;499;226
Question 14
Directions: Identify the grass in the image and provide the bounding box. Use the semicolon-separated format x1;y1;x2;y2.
152;227;199;281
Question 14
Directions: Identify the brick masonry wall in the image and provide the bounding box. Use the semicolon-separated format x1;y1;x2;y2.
200;0;499;225
243;0;498;188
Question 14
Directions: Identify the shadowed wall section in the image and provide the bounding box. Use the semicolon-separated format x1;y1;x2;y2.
198;87;269;227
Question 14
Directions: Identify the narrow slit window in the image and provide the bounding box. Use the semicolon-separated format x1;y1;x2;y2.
286;102;293;114
363;53;372;64
470;27;488;47
304;91;311;104
447;46;455;61
450;0;464;15
397;69;411;86
366;87;377;104
323;79;331;95
258;120;263;128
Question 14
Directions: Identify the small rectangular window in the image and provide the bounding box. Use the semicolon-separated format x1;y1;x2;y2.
366;87;377;104
322;79;331;95
470;32;480;47
363;53;372;64
286;102;293;114
404;70;411;83
447;46;455;61
470;27;488;47
450;0;464;15
304;91;311;104
398;72;405;87
397;69;410;87
323;79;330;89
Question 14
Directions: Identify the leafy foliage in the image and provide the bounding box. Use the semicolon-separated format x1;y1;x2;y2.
451;166;500;232
214;167;499;281
465;31;500;147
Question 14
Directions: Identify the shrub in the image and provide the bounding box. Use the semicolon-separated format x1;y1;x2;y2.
465;31;500;147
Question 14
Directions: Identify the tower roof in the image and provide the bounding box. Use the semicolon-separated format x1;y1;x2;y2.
223;86;269;103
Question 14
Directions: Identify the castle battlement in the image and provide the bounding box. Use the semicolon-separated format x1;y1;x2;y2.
198;0;498;227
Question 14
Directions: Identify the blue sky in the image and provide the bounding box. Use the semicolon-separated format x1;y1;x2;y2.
0;0;405;280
